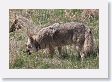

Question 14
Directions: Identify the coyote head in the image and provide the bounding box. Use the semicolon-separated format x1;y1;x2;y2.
26;34;41;55
10;19;22;32
10;15;32;32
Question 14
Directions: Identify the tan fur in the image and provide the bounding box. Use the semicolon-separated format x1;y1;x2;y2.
10;15;35;32
81;28;94;60
26;22;94;60
83;28;94;54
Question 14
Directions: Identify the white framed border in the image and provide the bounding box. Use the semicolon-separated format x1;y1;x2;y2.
0;0;108;78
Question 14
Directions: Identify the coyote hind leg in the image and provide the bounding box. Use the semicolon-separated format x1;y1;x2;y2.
48;47;55;58
58;46;62;56
80;52;85;61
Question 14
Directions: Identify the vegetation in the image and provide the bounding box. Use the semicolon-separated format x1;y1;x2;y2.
9;9;99;69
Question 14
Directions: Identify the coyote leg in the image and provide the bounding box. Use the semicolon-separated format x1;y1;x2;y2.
80;52;85;61
58;46;62;56
75;44;83;60
48;47;55;58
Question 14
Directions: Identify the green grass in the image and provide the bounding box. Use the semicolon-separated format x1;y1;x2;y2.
10;50;99;69
9;9;99;69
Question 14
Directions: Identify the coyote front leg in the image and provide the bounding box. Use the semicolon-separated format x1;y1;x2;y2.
48;47;55;58
75;44;84;61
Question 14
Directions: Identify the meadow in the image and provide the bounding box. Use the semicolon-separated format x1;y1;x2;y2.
9;9;99;69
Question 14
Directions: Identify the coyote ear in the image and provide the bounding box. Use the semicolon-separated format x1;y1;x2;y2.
27;32;34;42
14;13;18;20
13;13;18;24
89;28;92;34
89;30;91;34
87;28;92;34
14;19;18;24
29;36;34;42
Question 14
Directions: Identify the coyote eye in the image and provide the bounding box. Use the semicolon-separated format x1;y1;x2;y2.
27;44;32;48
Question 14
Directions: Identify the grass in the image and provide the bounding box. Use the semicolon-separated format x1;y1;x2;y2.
10;49;99;69
9;9;99;69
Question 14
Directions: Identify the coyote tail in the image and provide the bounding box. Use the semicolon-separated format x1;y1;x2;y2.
83;28;94;56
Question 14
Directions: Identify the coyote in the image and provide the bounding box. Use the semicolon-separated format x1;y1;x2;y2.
10;15;35;32
26;22;94;60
